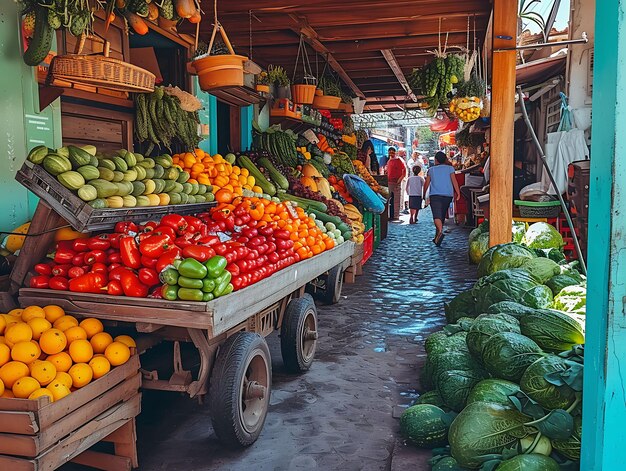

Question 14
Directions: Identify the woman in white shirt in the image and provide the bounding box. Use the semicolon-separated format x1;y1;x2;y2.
405;165;425;224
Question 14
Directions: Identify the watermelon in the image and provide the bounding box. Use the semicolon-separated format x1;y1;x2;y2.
399;404;452;448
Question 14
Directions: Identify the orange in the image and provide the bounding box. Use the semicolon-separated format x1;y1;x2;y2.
11;340;41;364
68;363;93;388
114;335;136;348
53;315;79;332
104;341;131;367
64;326;88;343
21;306;45;322
5;322;33;348
215;189;233;204
12;376;40;398
1;390;14;398
39;328;67;355
0;361;30;388
8;308;24;318
0;378;3;396
78;318;104;339
0;315;6;335
30;360;57;386
90;332;113;354
0;343;9;367
47;352;72;372
53;371;73;390
29;388;54;402
69;339;93;363
89;356;111;380
46;381;71;401
2;314;20;328
28;317;52;341
42;305;65;324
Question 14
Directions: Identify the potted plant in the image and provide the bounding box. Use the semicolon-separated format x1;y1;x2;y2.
268;65;291;99
256;71;270;93
290;38;317;104
313;75;342;109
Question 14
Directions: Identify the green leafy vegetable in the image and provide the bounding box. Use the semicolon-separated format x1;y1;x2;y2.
415;390;448;409
466;314;521;361
519;309;585;352
522;222;564;250
444;290;477;324
466;379;520;407
486;301;539;319
520;356;577;410
545;274;581;296
552;285;587;313
437;369;489;411
481;332;543;382
478;243;536;278
472;269;553;312
519;258;561;284
425;331;469;356
400;404;454;448
495;453;561;470
551;415;582;460
469;232;491;265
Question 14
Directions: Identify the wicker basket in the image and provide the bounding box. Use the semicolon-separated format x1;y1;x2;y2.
47;34;155;93
515;200;562;218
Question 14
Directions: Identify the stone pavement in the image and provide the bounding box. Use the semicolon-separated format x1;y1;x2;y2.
64;210;477;471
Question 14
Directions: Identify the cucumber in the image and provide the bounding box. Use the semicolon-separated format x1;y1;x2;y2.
257;157;289;190
237;155;276;196
308;209;342;226
277;193;327;212
23;8;53;66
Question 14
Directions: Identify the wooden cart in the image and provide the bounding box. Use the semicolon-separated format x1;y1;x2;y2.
19;241;355;447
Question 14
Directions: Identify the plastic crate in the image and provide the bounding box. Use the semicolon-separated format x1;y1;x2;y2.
363;210;373;231
362;229;374;265
514;200;561;218
16;162;216;233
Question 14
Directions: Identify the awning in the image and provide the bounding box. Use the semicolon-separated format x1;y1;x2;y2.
370;134;403;145
439;132;456;146
516;55;567;86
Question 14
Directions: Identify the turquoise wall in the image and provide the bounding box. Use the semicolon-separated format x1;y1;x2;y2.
0;5;61;232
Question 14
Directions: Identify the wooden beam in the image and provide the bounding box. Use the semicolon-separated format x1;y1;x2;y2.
287;14;365;98
380;49;417;102
489;0;516;246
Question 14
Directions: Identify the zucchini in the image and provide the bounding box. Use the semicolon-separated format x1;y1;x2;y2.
237;155;276;196
277;193;327;212
257;157;289;190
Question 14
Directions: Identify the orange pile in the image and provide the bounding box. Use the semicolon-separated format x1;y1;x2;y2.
0;305;134;402
172;149;263;203
214;198;335;258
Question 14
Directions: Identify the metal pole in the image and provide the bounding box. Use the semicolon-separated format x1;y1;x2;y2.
516;86;587;274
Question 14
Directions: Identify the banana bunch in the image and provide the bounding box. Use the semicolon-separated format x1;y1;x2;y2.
343;203;366;243
343;204;363;222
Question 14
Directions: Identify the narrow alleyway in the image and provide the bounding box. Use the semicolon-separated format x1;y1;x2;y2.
134;213;475;470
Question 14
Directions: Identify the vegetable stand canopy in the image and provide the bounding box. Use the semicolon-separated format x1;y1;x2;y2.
180;0;491;112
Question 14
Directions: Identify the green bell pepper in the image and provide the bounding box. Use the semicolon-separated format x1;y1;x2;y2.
160;268;179;286
205;255;228;279
178;276;204;289
213;272;232;298
202;292;215;302
176;258;207;279
177;287;204;301
202;278;216;293
161;284;179;301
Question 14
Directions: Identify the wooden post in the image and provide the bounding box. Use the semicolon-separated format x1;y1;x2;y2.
581;0;626;468
489;0;517;246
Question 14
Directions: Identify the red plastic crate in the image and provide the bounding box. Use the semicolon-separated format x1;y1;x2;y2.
362;229;374;265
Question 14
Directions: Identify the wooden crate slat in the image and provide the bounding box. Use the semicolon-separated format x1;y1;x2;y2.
0;411;38;435
70;449;131;471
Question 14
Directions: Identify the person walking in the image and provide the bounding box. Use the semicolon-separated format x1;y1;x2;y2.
357;140;379;174
423;151;460;245
386;147;407;221
405;165;425;224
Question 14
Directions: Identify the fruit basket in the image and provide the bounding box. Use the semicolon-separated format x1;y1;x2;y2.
16;162;216;233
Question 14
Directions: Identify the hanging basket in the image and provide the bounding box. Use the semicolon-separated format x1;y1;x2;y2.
291;84;316;104
192;22;248;91
313;94;341;110
315;88;324;96
47;34;155;93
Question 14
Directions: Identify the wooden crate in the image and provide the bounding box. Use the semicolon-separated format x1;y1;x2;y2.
0;355;141;470
344;243;364;284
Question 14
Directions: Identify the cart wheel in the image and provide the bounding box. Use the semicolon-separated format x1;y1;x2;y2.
281;294;318;373
209;332;271;447
317;264;344;305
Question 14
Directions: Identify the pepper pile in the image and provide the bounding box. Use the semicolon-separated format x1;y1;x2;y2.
29;197;335;300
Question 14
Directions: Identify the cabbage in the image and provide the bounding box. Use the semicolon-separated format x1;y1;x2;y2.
519;258;561;284
522;222;564;250
469;232;490;265
415;390;447;409
519;309;585;351
512;221;527;244
400;404;451;448
444;290;477;324
551;415;582;460
466;314;520;361
545;274;581;296
478;243;536;278
472;269;553;312
553;285;586;313
469;226;484;244
425;331;469;356
422;350;480;391
486;301;539;319
466;379;520;407
535;247;566;264
520;355;577;410
448;401;531;468
495;454;561;471
481;332;543;381
437;368;489;411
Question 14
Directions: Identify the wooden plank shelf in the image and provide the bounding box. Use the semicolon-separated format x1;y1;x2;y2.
210;86;264;107
269;116;319;133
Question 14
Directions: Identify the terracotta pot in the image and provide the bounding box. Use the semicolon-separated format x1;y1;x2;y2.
192;54;248;91
313;95;341;110
291;84;316;104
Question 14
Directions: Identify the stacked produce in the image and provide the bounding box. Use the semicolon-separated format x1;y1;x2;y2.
409;53;465;113
29;196;345;300
342;204;366;244
134;86;201;155
0;304;133;401
27;145;213;209
253;124;299;167
399;221;587;470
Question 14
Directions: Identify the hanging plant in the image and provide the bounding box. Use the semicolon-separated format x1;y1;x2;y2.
268;65;290;87
257;71;269;85
318;75;342;98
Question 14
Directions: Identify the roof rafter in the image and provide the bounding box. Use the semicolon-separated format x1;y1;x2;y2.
380;49;417;102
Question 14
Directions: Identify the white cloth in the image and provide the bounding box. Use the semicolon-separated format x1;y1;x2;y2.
542;129;589;194
483;157;490;183
406;175;425;196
